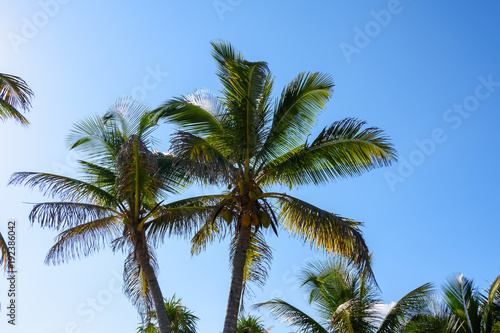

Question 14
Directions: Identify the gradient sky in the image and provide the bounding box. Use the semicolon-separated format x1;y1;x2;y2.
1;1;499;332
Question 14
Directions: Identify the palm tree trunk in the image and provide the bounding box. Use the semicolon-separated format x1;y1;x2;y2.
223;224;252;333
135;234;172;333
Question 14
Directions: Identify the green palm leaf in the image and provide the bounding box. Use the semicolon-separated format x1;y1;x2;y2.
443;275;482;333
0;73;33;125
260;118;396;187
0;232;11;271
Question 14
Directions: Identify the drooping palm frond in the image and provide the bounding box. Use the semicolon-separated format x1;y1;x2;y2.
45;216;121;265
0;232;11;271
259;118;397;187
377;283;434;333
236;314;272;333
0;73;33;125
256;299;328;333
232;230;273;303
272;193;371;278
9;172;117;205
124;249;158;316
28;201;114;231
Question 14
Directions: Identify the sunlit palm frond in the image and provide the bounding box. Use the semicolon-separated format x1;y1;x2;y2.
29;201;114;231
45;216;121;265
273;194;372;278
0;73;33;125
260;118;397;187
255;299;328;333
78;160;117;192
399;298;463;333
231;230;273;302
9;172;116;205
481;275;500;333
377;283;434;333
443;274;482;333
256;72;333;165
191;217;227;256
155;89;225;137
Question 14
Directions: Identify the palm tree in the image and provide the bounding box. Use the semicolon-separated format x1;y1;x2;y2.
236;315;271;333
402;274;500;333
9;99;207;333
154;41;397;333
0;73;33;125
137;295;199;333
257;256;432;333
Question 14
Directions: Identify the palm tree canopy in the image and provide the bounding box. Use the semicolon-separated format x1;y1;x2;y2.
9;98;205;320
256;256;432;333
138;295;199;333
155;41;397;283
0;73;33;125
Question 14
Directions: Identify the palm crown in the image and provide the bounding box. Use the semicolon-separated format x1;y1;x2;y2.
155;41;397;333
0;73;33;125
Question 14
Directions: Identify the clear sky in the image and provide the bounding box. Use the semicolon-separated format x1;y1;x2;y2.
1;1;499;332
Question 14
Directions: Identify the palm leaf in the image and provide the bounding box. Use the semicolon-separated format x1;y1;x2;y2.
443;274;482;333
256;298;328;333
45;216;121;265
377;283;434;333
260;118;397;187
9;172;116;205
272;193;372;279
124;250;158;316
29;201;114;231
256;72;334;166
0;232;11;271
482;274;500;333
0;73;33;125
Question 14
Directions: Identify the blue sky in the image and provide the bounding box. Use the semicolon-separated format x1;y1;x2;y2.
1;1;500;332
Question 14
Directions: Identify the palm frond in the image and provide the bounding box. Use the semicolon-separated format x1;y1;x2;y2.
256;72;333;165
9;172;116;205
45;216;121;265
255;299;328;333
260;118;397;187
443;274;482;333
0;232;11;271
147;195;224;246
123;250;158;317
273;193;372;279
377;283;434;333
0;73;33;125
29;201;114;231
171;130;234;184
155;89;225;137
481;274;500;333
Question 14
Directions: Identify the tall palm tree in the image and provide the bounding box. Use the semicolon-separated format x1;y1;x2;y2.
154;41;397;333
137;295;199;333
402;274;500;333
257;256;433;333
0;73;33;125
9;99;206;333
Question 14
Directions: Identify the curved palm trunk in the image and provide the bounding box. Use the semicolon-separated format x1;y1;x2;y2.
223;224;252;333
134;234;172;333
